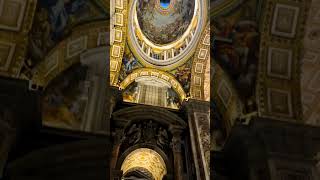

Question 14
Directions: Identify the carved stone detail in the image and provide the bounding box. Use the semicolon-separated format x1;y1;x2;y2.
171;134;182;152
121;120;171;151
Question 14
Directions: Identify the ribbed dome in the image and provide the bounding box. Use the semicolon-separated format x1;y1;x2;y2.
136;0;195;45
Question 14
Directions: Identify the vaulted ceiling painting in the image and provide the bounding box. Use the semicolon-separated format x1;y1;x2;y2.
0;0;318;134
110;0;210;109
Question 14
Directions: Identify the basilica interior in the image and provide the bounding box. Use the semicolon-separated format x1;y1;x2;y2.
0;0;319;180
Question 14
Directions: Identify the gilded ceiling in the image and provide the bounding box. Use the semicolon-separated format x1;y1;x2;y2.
0;0;318;125
26;0;108;75
111;0;210;107
136;0;195;44
0;0;108;83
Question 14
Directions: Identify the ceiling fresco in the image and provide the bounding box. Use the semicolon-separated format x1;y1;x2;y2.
118;45;144;83
111;0;210;106
0;0;36;78
169;59;192;95
136;0;195;44
42;63;88;130
0;0;313;125
212;0;261;109
118;45;192;98
28;0;108;67
0;0;109;131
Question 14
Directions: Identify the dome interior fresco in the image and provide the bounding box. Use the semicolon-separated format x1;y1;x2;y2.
111;0;209;108
136;0;195;45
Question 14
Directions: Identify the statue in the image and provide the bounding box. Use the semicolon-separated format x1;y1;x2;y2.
143;121;155;143
127;124;141;145
171;135;182;152
157;127;168;149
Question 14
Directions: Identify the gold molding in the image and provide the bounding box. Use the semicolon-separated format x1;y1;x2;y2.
126;0;208;70
190;23;210;101
110;0;128;86
119;67;187;101
256;0;311;122
0;0;37;78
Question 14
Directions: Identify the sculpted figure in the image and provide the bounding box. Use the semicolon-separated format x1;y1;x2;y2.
157;127;168;148
127;124;141;145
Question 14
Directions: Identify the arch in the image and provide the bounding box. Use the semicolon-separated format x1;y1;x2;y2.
112;105;187;128
113;106;182;177
120;148;167;180
119;68;187;101
117;145;172;178
31;21;109;87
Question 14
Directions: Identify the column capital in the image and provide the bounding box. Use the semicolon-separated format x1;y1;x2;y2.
169;125;184;135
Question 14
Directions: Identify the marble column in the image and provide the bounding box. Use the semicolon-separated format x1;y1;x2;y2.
183;99;210;180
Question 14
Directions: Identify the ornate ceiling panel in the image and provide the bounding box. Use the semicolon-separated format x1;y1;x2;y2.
0;0;36;78
30;21;109;88
257;0;310;122
191;24;210;101
110;0;128;86
28;0;108;69
0;0;109;82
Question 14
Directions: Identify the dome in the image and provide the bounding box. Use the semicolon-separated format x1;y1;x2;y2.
136;0;195;45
